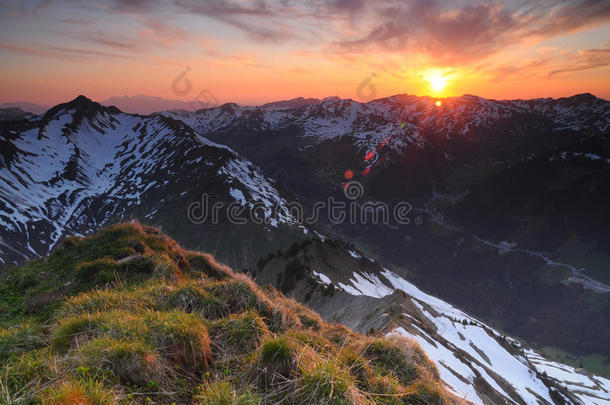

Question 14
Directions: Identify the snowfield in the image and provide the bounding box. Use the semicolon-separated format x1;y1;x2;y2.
311;262;610;405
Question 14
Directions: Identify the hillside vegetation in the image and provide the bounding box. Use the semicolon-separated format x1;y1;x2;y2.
0;223;462;404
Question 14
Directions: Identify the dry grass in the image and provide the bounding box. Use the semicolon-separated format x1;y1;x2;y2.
40;379;118;405
0;223;456;404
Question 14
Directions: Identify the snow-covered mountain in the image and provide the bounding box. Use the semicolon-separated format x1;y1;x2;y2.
0;96;302;269
254;238;610;405
164;93;609;153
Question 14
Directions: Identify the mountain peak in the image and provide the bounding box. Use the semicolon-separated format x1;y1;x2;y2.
45;95;121;119
65;95;109;111
72;94;94;103
261;97;320;109
564;92;598;103
460;93;484;100
321;96;341;103
217;102;239;113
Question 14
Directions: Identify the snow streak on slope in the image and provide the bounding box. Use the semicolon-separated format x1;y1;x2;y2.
218;157;294;227
311;263;610;405
526;351;610;405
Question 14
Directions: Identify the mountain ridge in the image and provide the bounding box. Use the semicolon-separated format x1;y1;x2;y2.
0;222;467;404
3;92;607;117
253;237;610;404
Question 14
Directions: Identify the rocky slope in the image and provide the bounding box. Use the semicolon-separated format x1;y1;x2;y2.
253;238;610;404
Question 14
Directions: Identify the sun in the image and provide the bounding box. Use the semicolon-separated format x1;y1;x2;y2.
429;74;447;92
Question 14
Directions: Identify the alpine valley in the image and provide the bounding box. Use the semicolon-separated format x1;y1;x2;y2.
1;93;609;404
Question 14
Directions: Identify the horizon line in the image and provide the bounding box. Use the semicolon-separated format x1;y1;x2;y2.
2;91;607;114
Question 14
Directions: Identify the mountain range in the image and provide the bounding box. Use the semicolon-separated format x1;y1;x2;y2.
1;92;609;404
0;95;324;116
165;92;610;373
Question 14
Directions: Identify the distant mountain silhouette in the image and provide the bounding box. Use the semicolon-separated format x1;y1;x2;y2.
101;94;208;114
0;101;49;114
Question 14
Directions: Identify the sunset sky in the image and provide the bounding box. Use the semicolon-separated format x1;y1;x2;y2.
1;0;609;107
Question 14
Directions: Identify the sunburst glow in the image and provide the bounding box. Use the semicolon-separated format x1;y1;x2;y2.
0;1;608;106
429;75;447;92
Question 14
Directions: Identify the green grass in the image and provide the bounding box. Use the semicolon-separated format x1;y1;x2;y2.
195;380;261;405
534;345;610;379
582;354;610;379
556;239;610;285
76;337;162;387
209;310;269;357
363;338;421;385
0;321;43;361
258;335;296;366
297;359;355;404
167;281;224;317
0;223;452;404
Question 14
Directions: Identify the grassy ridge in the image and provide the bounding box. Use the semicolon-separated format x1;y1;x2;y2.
0;223;461;404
